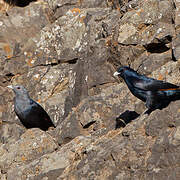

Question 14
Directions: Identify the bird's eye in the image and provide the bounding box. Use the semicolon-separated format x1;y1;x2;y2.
17;87;21;89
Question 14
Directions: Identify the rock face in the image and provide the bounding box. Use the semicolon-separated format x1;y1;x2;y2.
0;0;180;179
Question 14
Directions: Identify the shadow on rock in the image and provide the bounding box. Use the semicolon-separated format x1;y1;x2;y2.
115;110;140;129
4;0;37;7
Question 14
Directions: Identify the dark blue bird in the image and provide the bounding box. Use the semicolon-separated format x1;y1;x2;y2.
7;85;55;131
114;66;180;113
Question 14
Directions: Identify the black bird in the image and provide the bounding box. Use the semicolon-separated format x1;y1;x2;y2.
114;66;180;113
7;85;55;131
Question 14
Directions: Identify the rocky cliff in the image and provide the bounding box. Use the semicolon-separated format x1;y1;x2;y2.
0;0;180;179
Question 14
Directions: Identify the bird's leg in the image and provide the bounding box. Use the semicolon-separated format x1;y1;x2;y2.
145;91;158;110
142;109;152;115
142;109;147;114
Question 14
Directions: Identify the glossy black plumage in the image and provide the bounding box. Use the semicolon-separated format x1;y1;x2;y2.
8;85;55;131
114;66;180;113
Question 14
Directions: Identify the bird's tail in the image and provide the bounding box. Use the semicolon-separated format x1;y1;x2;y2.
174;90;180;100
165;89;180;101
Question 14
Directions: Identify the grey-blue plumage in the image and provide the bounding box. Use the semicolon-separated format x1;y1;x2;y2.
8;85;55;131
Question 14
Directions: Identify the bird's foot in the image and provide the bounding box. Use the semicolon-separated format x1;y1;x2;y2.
142;109;152;115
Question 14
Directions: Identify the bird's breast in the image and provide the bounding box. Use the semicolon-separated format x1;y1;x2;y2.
14;100;32;116
123;77;147;102
129;87;147;102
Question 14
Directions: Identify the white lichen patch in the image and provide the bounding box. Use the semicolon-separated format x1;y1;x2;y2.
158;13;162;19
36;26;54;55
3;19;11;27
31;59;36;64
49;75;54;79
35;9;86;57
118;23;137;43
33;142;37;148
11;14;24;27
35;64;69;104
66;9;75;17
69;71;76;89
34;74;40;79
145;18;153;24
42;78;48;85
26;7;40;17
85;75;88;82
74;39;81;50
157;28;162;34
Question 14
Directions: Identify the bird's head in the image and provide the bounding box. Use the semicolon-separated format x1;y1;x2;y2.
7;85;29;97
113;66;134;78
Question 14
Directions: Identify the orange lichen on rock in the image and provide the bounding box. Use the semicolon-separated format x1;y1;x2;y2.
3;44;13;58
138;23;149;34
105;39;111;46
136;8;144;16
27;57;34;67
0;0;11;13
71;8;81;15
79;15;85;23
165;70;168;75
33;76;40;81
36;51;43;57
0;105;6;113
77;0;83;6
157;73;164;80
74;137;81;144
37;99;41;103
106;129;121;138
21;155;27;161
38;147;43;153
137;125;146;136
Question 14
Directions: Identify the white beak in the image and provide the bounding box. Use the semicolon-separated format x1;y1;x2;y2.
7;85;13;89
113;72;120;76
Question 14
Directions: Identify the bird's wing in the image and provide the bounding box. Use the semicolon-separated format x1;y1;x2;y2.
30;100;55;127
134;77;179;91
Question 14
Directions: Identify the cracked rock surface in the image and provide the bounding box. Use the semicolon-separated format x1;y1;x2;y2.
0;0;180;179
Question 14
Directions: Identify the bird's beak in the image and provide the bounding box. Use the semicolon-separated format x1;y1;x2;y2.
113;72;120;76
7;85;13;89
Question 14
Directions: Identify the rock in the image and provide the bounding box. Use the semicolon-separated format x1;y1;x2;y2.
174;0;180;31
0;6;120;125
55;101;180;179
0;1;54;61
172;35;180;61
6;136;92;180
56;83;142;144
171;126;180;145
0;128;58;172
0;121;25;144
111;0;175;71
0;0;180;179
132;49;172;75
145;101;180;137
151;61;180;85
45;0;108;20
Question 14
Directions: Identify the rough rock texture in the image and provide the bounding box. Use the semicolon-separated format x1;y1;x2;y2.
0;0;180;179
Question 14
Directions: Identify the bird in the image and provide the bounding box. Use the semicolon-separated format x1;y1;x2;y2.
113;66;180;114
7;85;55;131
